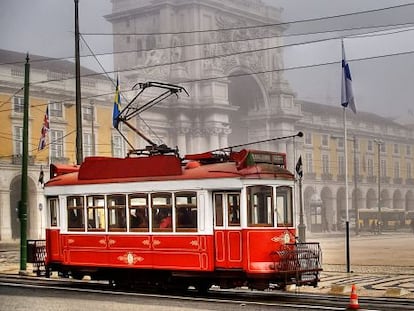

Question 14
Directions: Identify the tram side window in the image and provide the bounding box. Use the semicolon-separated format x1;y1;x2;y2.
228;193;240;226
276;186;293;227
214;193;224;227
48;198;59;227
152;192;172;232
247;186;273;227
107;194;126;232
129;193;149;232
67;196;85;231
87;195;105;231
175;191;197;231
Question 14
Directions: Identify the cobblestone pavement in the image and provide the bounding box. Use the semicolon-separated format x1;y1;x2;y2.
1;231;414;298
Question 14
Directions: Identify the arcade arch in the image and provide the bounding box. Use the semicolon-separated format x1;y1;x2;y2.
9;175;38;239
227;70;267;147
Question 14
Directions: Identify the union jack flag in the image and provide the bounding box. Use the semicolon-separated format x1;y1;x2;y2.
38;107;49;150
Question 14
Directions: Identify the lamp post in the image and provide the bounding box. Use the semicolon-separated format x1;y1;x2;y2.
374;139;383;234
353;135;359;236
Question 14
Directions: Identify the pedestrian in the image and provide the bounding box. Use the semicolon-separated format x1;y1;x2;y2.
371;220;377;235
410;219;414;234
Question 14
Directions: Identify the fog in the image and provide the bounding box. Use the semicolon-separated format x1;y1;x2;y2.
1;0;414;118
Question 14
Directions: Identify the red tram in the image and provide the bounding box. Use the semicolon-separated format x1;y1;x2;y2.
43;148;322;291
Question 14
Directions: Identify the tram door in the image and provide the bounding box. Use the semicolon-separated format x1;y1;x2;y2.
213;192;242;269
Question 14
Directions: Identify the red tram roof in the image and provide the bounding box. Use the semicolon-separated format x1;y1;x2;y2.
45;149;293;187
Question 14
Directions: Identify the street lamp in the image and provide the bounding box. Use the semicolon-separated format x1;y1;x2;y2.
374;139;383;234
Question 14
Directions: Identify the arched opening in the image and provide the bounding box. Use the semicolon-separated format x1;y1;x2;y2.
303;186;315;230
309;193;322;233
406;190;414;211
393;190;403;210
227;72;265;147
366;189;376;209
321;187;333;232
9;175;38;240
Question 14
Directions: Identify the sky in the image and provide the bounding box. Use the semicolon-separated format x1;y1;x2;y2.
1;0;414;119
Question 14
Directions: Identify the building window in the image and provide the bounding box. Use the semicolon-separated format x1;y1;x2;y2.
146;36;156;50
354;157;360;175
407;162;412;179
321;134;329;147
336;138;344;149
13;96;24;113
393;144;399;154
82;106;94;121
305;153;313;173
112;135;124;158
407;145;411;157
367;158;374;177
354;138;359;151
83;132;93;157
49;101;62;117
305;132;312;145
137;39;143;58
380;143;386;153
394;161;400;178
50;129;64;158
367;140;373;152
338;155;345;175
322;154;329;174
13;126;23;155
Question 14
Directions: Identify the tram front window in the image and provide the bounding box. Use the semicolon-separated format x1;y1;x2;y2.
276;186;293;227
67;196;84;231
247;186;273;227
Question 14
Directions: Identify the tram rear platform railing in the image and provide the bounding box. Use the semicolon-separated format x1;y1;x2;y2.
27;239;46;276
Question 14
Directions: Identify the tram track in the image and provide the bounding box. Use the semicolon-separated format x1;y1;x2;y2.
1;273;414;310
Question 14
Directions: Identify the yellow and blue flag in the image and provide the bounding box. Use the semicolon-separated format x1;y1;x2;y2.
112;75;121;128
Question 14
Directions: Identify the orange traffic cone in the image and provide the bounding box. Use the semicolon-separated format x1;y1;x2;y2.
347;284;360;310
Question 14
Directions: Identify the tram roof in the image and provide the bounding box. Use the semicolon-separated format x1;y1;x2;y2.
46;150;293;187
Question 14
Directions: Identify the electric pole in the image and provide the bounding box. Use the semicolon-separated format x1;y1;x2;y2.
19;54;30;273
75;0;83;164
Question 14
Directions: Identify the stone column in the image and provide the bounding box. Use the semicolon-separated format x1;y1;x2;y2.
176;128;188;155
207;127;221;150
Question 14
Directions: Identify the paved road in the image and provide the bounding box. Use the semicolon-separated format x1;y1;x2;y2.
1;231;414;298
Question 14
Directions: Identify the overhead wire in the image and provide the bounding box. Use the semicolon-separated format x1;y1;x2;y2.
1;2;413;67
1;4;414;145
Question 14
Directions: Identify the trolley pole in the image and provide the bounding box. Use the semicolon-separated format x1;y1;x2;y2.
19;54;30;273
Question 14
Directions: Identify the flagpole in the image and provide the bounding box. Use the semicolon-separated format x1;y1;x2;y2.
343;106;351;273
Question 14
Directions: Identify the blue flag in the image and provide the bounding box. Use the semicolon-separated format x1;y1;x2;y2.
112;75;121;128
341;41;356;114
